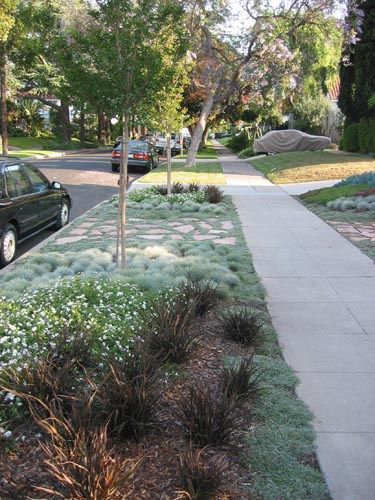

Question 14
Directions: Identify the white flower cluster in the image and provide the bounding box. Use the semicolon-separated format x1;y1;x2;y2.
0;275;153;371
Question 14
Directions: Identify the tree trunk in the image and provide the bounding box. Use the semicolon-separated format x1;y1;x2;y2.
97;111;106;144
60;101;71;142
201;125;209;149
0;53;8;156
116;111;129;269
79;109;85;145
186;94;214;167
166;133;172;195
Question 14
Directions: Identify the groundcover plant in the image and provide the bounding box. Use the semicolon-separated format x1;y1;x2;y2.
0;192;329;498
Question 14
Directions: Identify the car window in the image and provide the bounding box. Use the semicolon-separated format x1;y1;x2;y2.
5;165;32;198
0;172;6;199
23;164;50;193
128;141;147;151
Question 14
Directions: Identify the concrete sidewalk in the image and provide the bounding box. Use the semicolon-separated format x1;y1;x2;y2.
216;143;375;499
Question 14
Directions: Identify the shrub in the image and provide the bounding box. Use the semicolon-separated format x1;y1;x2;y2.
335;171;375;187
226;131;251;152
154;184;168;195
238;146;254;158
188;182;200;193
177;383;238;446
220;355;262;404
177;448;224;499
203;185;224;204
1;355;77;413
358;118;375;154
37;414;137;499
292;93;331;135
172;181;186;194
341;123;360;152
218;307;264;347
0;277;150;369
146;291;197;363
94;349;161;439
180;279;221;316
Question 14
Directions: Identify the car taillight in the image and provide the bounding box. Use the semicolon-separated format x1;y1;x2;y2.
112;150;121;158
134;152;150;160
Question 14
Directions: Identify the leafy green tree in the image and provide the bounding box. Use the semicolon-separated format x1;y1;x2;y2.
0;0;19;154
76;0;187;267
183;0;338;167
338;0;375;123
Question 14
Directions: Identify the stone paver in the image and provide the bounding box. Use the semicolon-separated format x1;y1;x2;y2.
214;139;375;500
176;224;195;234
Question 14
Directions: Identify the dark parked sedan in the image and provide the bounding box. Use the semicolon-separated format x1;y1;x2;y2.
111;140;158;172
0;157;72;267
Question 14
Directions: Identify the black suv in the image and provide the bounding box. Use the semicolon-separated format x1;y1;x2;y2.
0;157;72;267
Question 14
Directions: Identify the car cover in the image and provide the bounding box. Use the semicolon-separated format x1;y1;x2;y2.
253;129;331;154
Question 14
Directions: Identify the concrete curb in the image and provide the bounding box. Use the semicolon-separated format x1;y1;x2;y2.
13;148;111;161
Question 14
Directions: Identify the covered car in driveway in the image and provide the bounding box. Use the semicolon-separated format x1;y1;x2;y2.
253;129;331;154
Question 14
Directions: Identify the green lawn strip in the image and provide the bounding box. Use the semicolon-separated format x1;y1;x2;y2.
9;136;97;151
138;160;226;185
301;201;375;263
0;195;328;496
300;183;370;204
177;145;218;159
250;150;375;184
7;150;62;159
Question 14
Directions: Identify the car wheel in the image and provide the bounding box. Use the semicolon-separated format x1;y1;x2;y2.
54;199;70;230
111;163;119;172
0;223;17;267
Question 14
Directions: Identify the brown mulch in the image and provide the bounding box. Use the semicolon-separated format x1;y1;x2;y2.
0;304;256;500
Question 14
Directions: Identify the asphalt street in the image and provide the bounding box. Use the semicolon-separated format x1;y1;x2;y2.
15;151;143;258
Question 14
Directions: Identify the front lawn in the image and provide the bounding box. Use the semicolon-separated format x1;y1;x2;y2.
177;145;218;159
9;136;98;151
250;150;375;184
139;159;226;185
0;191;328;498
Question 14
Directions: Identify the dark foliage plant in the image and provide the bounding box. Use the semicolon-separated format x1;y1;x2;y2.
177;384;239;446
180;279;220;316
187;182;200;193
146;292;197;363
172;181;186;194
154;184;168;195
218;307;264;347
220;355;262;405
177;447;224;500
35;410;137;499
95;349;161;439
0;356;78;413
203;185;224;204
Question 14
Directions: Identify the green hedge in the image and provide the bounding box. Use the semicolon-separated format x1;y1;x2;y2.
341;123;360;152
341;119;375;154
226;131;251;152
359;118;375;153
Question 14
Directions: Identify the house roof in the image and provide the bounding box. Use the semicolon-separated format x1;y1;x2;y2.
328;79;340;101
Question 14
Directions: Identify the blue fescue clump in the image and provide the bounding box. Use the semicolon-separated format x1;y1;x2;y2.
335;171;375;187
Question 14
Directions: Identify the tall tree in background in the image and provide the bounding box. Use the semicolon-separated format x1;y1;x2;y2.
184;0;336;167
338;0;375;123
0;0;18;155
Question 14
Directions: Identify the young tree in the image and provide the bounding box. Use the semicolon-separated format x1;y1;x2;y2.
78;0;187;268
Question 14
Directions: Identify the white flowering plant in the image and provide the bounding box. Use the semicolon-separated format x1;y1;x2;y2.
0;275;156;372
128;187;206;205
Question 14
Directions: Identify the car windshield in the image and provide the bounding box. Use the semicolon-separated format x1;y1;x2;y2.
116;141;147;151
